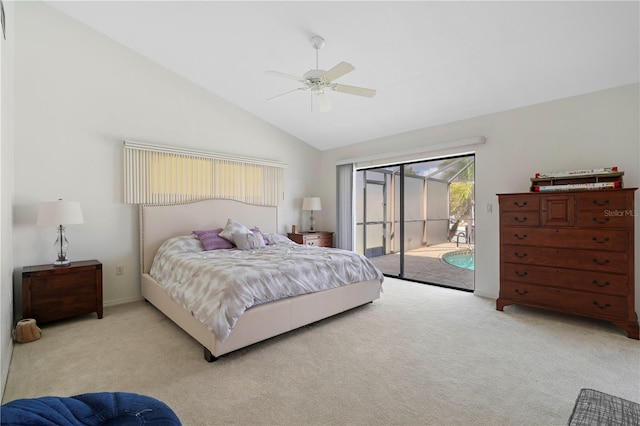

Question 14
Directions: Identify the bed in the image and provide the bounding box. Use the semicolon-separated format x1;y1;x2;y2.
140;199;383;361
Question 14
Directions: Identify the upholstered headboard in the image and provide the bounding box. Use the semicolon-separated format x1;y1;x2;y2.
139;199;278;274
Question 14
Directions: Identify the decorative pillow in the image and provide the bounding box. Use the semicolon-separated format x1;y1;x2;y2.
264;233;295;246
219;219;252;243
192;228;234;251
233;232;267;250
250;227;270;245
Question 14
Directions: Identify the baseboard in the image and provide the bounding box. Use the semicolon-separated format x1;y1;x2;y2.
472;290;496;300
103;295;144;307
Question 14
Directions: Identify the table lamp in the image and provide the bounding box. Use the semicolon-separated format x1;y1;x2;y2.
302;197;322;232
37;199;84;266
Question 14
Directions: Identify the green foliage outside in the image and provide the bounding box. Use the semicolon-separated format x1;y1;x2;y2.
450;180;474;220
443;158;474;221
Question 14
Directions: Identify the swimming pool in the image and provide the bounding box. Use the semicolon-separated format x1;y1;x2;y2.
443;250;475;271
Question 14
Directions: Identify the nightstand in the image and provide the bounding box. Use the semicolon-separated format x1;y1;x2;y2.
287;231;333;247
22;260;103;323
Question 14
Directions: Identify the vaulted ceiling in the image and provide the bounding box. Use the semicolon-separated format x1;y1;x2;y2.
48;1;639;151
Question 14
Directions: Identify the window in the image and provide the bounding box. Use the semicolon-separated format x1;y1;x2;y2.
124;141;285;206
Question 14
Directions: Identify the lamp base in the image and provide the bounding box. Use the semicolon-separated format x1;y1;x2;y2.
53;259;70;267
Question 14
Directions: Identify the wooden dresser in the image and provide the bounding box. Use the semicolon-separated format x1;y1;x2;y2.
287;231;333;247
497;188;638;339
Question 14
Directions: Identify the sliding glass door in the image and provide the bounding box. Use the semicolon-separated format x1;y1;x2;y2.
355;155;475;290
356;167;400;276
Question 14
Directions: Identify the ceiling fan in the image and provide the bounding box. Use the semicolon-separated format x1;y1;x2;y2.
266;35;376;112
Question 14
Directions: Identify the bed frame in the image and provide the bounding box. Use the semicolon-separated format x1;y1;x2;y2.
139;199;382;361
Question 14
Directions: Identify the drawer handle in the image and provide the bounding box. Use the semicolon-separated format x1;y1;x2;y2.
592;301;611;310
514;252;528;259
592;258;610;266
515;289;528;295
592;199;610;207
514;233;527;240
513;216;528;223
514;201;528;208
591;236;610;244
514;270;528;277
591;217;610;224
592;279;610;288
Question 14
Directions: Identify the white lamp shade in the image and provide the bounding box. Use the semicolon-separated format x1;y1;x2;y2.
302;197;322;211
37;200;84;226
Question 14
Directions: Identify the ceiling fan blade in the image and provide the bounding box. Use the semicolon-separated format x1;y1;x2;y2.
265;70;305;81
267;88;303;102
333;84;376;98
322;61;355;82
315;91;331;112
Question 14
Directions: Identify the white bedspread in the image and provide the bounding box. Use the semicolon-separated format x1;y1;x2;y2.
149;235;383;342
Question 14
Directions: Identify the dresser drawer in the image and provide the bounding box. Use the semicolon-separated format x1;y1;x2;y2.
30;269;96;300
576;210;634;228
501;262;627;296
502;227;627;251
499;195;540;212
576;191;630;211
500;281;627;319
501;245;627;273
500;212;540;226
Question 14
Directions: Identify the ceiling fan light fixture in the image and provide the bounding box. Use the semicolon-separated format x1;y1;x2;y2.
265;34;376;111
315;91;331;112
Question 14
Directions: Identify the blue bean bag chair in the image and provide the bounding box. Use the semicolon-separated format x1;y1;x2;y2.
1;392;181;425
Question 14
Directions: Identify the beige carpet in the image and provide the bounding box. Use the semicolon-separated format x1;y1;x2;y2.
3;278;639;425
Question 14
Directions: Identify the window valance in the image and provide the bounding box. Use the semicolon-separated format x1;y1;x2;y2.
123;140;286;206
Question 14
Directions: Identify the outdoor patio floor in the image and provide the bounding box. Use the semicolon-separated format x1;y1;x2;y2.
367;242;475;291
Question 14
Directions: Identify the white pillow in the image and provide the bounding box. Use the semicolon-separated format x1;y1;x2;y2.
219;219;252;243
264;233;295;246
233;232;266;250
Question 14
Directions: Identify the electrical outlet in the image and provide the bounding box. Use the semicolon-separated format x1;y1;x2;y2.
116;266;124;275
486;203;493;213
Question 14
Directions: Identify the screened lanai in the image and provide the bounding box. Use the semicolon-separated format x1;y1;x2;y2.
355;155;475;291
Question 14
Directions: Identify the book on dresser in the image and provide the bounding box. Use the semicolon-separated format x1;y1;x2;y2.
496;188;638;339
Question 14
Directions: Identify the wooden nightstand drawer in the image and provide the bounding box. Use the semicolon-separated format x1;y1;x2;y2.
287;232;333;248
22;260;103;323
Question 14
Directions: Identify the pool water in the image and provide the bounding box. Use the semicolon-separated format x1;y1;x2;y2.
443;250;475;271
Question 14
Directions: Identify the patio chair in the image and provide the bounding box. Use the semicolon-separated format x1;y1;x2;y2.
448;220;460;242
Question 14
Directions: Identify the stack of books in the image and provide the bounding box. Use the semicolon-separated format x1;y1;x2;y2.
530;167;623;192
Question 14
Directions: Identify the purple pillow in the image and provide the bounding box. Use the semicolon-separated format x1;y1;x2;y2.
250;227;270;245
192;229;234;251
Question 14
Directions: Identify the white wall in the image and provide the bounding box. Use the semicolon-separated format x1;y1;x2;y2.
1;0;15;400
12;1;320;312
320;84;640;305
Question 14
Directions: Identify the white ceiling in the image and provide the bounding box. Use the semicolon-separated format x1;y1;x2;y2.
48;1;639;151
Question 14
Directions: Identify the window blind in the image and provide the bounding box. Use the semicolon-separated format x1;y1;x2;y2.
124;141;285;206
336;163;355;250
